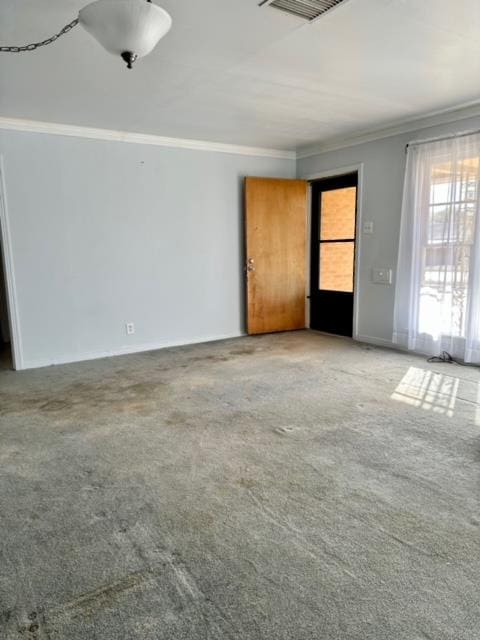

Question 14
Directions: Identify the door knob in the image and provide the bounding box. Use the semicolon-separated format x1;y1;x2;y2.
246;258;255;272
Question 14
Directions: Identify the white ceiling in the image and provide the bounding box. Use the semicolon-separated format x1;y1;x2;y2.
1;0;480;150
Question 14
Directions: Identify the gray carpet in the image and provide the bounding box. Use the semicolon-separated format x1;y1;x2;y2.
0;330;479;639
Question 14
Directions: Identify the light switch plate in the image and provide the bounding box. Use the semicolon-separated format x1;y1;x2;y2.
372;268;392;285
363;221;374;234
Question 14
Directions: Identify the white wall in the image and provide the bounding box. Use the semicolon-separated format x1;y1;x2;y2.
0;130;295;368
3;113;480;369
297;114;480;349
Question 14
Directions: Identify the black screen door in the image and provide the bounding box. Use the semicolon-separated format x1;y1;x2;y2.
310;173;358;337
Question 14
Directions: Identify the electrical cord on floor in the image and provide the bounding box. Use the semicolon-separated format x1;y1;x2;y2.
427;351;480;368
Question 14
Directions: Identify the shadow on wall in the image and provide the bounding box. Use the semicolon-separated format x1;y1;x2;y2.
0;241;10;346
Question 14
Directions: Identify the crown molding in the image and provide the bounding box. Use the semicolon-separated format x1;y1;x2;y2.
4;102;480;163
296;102;480;159
0;117;296;161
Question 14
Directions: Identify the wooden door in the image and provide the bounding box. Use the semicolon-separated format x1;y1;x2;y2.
245;177;308;335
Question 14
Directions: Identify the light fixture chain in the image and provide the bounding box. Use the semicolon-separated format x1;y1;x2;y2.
0;18;79;53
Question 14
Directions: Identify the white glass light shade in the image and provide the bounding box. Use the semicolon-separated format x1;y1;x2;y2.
79;0;172;61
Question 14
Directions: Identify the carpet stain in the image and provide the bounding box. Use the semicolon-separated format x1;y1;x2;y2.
0;609;12;625
40;400;73;413
165;410;190;427
239;477;257;489
229;348;256;356
0;380;169;418
190;354;231;364
16;610;50;639
58;572;150;618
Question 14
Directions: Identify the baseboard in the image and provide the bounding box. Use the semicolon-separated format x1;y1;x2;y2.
308;330;396;350
20;331;246;370
356;334;397;349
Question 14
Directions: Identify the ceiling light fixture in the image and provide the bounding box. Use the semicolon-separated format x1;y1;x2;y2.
0;0;172;70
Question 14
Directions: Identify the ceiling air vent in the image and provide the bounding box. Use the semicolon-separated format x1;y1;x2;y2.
259;0;348;22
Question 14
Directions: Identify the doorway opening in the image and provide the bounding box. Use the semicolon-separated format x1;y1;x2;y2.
0;237;12;370
310;172;358;337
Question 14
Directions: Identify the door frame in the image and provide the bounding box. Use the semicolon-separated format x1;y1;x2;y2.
301;163;364;342
0;156;23;370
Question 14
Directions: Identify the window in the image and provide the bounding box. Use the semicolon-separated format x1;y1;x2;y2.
394;134;480;364
318;186;356;293
419;156;479;339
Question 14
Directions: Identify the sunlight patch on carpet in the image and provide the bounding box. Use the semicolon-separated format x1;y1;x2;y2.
391;366;459;418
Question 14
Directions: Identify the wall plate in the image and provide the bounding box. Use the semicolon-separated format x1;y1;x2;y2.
372;268;392;285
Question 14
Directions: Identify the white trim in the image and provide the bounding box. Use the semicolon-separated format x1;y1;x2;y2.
296;102;480;159
305;183;312;326
20;331;246;370
302;163;364;182
0;156;23;370
407;127;480;149
4;104;480;163
0;117;296;160
356;334;395;350
357;334;448;361
301;163;364;341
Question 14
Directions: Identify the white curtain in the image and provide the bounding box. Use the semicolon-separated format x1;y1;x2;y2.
393;132;480;363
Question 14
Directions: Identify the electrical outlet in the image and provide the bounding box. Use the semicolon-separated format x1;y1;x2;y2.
126;322;135;335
